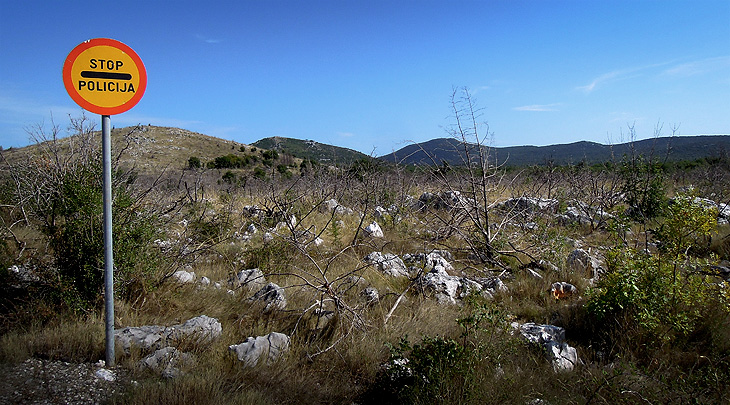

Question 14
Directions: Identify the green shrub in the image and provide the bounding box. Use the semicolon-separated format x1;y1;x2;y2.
261;149;278;160
47;164;163;310
276;164;292;179
222;171;236;184
368;300;512;404
211;154;248;169
620;157;666;220
253;167;267;180
586;193;726;353
654;190;717;257
187;156;201;169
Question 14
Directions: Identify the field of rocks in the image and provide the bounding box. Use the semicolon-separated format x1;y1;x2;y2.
1;116;729;404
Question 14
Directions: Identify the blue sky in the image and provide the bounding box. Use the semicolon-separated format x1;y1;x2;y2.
1;0;728;155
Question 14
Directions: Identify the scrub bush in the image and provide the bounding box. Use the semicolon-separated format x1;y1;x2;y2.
585;190;726;354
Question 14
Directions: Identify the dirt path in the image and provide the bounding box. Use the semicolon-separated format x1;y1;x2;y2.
0;358;127;404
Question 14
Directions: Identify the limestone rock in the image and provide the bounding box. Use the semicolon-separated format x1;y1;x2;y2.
172;270;196;284
168;315;222;346
139;347;193;379
229;332;291;367
94;368;116;382
424;252;454;273
513;322;579;372
364;221;384;238
114;324;166;353
419;268;489;305
229;268;267;291
321;198;354;215
114;315;222;354
566;248;604;279
361;286;380;305
250;283;287;310
499;197;559;214
364;252;409;277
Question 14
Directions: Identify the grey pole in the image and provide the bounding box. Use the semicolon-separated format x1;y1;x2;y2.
102;114;115;367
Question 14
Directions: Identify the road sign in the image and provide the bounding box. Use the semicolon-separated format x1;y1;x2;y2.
63;38;146;115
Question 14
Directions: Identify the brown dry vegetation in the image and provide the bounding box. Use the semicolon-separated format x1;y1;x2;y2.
1;109;730;404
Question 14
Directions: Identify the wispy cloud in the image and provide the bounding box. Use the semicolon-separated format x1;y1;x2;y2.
0;94;204;135
577;61;673;93
195;34;222;44
470;85;492;95
662;56;730;77
512;103;561;112
0;95;78;119
337;131;355;138
576;69;627;93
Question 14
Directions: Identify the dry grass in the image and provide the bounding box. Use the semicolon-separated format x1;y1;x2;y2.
2;139;730;403
0;316;105;364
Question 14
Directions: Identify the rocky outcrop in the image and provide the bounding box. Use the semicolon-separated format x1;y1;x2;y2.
558;201;613;228
250;283;287;311
513;322;579;372
418;265;505;304
114;315;222;354
361;286;380;305
320;198;354;215
229;268;267;292
138;347;193;379
229;332;291;367
418;191;476;211
364;221;384;238
566;248;604;280
172;269;196;284
364;252;409;277
499;197;559;214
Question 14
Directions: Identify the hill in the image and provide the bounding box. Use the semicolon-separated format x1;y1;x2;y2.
379;135;730;166
253;136;372;166
1;125;256;172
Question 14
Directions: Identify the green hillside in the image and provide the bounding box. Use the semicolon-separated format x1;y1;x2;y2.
253;136;372;166
380;135;730;167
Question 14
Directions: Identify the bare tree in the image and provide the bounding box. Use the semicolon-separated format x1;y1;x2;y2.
412;87;517;268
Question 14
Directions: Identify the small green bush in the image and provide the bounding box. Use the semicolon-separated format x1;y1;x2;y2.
253;167;267;180
187;156;201;169
621;157;666;220
47;163;163;311
586;192;726;354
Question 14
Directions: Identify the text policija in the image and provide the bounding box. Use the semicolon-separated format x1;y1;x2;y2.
77;59;136;93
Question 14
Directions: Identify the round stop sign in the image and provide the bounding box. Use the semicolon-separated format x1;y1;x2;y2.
63;38;147;115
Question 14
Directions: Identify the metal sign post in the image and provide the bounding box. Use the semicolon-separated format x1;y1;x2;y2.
63;38;146;367
101;115;114;365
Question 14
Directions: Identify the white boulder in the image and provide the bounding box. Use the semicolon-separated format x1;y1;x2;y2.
229;332;291;367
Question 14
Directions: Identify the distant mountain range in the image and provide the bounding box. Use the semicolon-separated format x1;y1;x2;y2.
378;135;730;167
4;126;727;173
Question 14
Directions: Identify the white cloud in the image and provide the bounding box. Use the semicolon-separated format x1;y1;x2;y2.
662;56;730;77
576;67;646;93
0;95;79;121
512;103;561;112
470;85;492;95
195;34;222;44
577;61;674;93
337;131;355;138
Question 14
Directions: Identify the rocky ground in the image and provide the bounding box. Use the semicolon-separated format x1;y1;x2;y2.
0;359;127;405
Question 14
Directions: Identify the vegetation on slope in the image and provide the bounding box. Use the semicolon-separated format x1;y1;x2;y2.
253;136;373;166
1;106;729;403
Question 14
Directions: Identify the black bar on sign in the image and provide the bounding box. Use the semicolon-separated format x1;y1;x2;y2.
80;71;132;80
